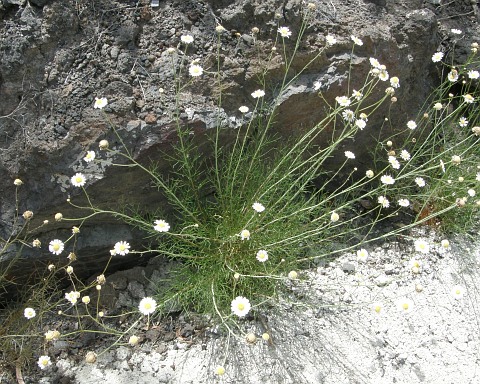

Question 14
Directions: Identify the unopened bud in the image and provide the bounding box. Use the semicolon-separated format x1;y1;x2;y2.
246;333;256;344
99;140;109;150
85;351;97;364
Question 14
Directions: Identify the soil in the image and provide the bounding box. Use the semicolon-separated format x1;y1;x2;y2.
1;225;478;384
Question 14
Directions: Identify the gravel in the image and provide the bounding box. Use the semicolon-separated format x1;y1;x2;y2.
28;226;480;384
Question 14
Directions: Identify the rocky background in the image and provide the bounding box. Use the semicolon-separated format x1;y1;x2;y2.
0;0;478;278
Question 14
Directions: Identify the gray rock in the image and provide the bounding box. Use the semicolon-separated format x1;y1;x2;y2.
342;262;356;273
3;0;26;5
0;0;475;299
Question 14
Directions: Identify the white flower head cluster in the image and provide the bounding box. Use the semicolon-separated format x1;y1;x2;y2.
378;196;390;208
335;95;351;107
114;241;130;256
252;202;265;213
65;291;81;305
71;173;86;187
139;297;157;315
94;97;108;109
432;52;444;63
415;177;426;187
240;229;250;240
37;355;52;370
407;120;417;130
84;151;95;162
251;89;265;99
380;175;395;185
355;119;366;130
451;285;465;299
468;70;479;79
49;239;64;255
189;64;203;77
448;70;459;82
24;307;36;319
351;35;363;46
388;156;400;170
330;211;339;222
459;117;468;127
181;34;194;44
154;219;170;232
325;35;336;46
256;250;268;262
397;298;414;314
356;248;368;262
231;296;251;317
344;151;355;159
342;109;355;122
414;239;430;254
400;150;411;161
278;26;292;38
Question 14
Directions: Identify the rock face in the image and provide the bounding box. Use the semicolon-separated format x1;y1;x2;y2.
0;0;478;279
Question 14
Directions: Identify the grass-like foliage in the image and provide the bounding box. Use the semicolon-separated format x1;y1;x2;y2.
0;4;478;378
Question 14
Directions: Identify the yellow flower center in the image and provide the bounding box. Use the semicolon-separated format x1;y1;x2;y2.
144;303;151;310
455;289;461;295
53;244;60;251
237;303;245;310
374;305;381;313
402;303;409;310
75;176;83;183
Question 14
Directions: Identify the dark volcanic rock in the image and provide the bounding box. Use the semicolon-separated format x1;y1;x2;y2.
0;0;478;282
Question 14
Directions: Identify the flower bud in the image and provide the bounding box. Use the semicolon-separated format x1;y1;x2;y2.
246;333;256;344
97;274;106;284
85;351;97;364
14;179;23;186
23;211;33;220
99;140;109;150
451;155;461;165
129;335;139;346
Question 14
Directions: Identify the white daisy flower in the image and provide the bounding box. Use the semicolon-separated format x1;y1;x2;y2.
231;296;251;317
